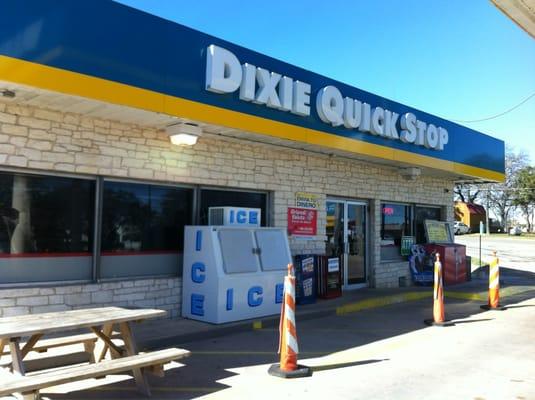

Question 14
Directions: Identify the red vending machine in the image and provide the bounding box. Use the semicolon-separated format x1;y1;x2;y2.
316;256;342;299
423;220;467;285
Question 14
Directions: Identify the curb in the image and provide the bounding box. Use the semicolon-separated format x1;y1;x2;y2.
140;286;535;350
336;292;429;315
445;286;535;302
444;291;486;301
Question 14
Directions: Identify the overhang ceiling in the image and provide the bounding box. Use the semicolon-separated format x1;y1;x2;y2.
491;0;535;38
0;81;469;183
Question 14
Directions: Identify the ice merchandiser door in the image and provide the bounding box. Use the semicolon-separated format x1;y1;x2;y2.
182;226;291;324
255;229;291;271
219;229;260;273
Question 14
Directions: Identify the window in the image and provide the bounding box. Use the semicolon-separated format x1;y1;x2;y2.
0;174;268;284
0;172;94;283
414;206;442;244
199;189;268;226
380;203;412;261
100;181;193;278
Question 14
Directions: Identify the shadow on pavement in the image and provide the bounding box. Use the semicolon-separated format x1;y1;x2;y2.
310;358;388;373
502;305;535;310
473;266;535;284
450;318;494;325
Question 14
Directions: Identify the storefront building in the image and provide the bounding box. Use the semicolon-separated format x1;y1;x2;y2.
0;1;504;318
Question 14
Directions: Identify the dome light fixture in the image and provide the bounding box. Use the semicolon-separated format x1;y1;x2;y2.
166;122;202;146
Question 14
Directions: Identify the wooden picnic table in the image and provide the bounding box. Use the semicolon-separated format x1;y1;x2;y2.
0;306;187;398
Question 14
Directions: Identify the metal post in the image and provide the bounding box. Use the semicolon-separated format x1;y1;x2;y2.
486;194;490;235
479;232;482;277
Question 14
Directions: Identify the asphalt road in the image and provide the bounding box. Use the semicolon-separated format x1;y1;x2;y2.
454;234;535;273
43;281;535;400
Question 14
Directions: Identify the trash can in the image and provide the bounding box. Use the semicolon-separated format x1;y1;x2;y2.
294;255;317;305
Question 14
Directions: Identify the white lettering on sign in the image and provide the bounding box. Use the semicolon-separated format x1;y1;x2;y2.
343;97;361;129
205;44;449;151
205;45;242;94
316;86;344;127
315;88;448;151
239;63;256;102
206;44;310;117
255;67;282;108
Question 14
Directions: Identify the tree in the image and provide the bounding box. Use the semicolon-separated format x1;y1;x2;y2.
513;166;535;232
485;147;530;230
453;182;481;203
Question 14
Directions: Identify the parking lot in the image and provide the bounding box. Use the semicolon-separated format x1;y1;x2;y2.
455;234;535;273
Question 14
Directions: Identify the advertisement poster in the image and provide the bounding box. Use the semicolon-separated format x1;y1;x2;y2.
295;192;319;209
327;257;340;272
302;257;315;273
424;220;453;243
302;278;313;296
287;207;317;236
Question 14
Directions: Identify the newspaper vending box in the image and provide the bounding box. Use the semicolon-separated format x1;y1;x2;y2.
316;256;342;299
423;220;467;285
294;255;316;305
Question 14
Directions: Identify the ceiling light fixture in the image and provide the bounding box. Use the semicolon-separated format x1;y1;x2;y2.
166;122;202;146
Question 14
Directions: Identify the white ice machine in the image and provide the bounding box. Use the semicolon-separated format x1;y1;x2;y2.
181;226;291;324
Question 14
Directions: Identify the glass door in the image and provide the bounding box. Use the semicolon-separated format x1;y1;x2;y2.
346;202;366;285
326;200;367;289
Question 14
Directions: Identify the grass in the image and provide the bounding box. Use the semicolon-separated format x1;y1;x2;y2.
463;233;535;240
470;256;482;266
468;256;495;275
468;256;489;273
516;233;535;239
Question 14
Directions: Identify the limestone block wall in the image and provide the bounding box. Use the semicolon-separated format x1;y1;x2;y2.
0;101;455;314
0;278;180;318
373;261;413;289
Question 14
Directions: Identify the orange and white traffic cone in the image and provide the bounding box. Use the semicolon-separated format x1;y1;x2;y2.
481;251;505;310
268;263;312;378
425;253;453;326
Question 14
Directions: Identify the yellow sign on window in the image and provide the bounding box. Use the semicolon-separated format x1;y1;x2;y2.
424;220;453;243
295;192;319;209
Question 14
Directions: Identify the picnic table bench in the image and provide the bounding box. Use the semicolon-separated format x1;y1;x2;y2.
0;331;123;364
0;307;190;399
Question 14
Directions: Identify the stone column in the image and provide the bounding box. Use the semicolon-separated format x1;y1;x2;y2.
368;199;382;288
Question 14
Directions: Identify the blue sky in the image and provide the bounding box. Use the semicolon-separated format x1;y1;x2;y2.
116;0;535;164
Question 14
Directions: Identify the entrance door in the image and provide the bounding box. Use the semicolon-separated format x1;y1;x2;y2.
326;200;367;289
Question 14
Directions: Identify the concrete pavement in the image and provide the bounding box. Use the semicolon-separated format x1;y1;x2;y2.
31;265;535;400
43;285;535;400
131;265;535;351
